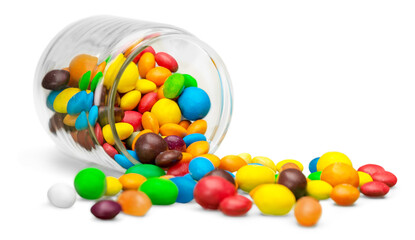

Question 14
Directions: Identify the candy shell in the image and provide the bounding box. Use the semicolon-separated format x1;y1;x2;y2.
139;178;178;205
205;169;235;185
183;133;207;147
219;195;252;216
306;180;333;200
164;135;186;151
186;120;207;135
163;73;185;99
47;183;76;208
155;52;178;72
132;46;155;63
42;69;70;90
178;120;191;129
358;164;385;176
309;157;320;173
88;105;99;126
105;176;122;196
47;90;64;111
102;123;134;145
74;168;106;200
251;156;276;171
178;87;211;120
75;111;88;130
146;66;172;87
117;190;152;216
276;159;303;172
188;157;215;180
330;184;360;206
167;162;190;176
294;196;322;227
138;92;158;113
103;143;118;158
183;74;198;88
277;169;307;199
307;171;322;180
219;155;247;172
91;200;121;220
321;162;359;187
136;79;157;94
170;176;197;203
69;54;98;84
372;171;397;187
138;52;155;78
317;152;352;172
358;171;373;187
134;132;167;164
121;111;142;132
252;184;296;215
119;173;147;190
186;141;209;157
199;154;221;168
151;99;182;126
120;90;141;111
125;164;166;178
360;181;390;197
53;88;81;113
194;176;236;210
78;71;91;91
238;153;252;164
141;112;159;134
160;123;187;138
235;165;275;192
155;150;183;168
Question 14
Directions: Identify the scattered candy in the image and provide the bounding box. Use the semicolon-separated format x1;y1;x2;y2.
74;168;106;200
317;152;352;171
371;171;397;187
105;176;122;196
125;164;166;178
306;180;333;200
118;173;147;190
170;176;197;203
117;190;152;216
189;157;215;181
194;176;236;210
91;200;122;220
252;184;296;215
294;196;322;227
235;165;275;192
47;183;76;208
139;178;178;205
360;181;390;197
277;168;307;199
205;169;235;185
219;195;252;216
357;164;385;176
320;162;359;188
330;184;360;206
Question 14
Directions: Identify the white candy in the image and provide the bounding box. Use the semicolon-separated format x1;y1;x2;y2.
47;183;76;208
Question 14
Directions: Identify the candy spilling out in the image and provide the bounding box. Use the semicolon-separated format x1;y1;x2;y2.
43;41;397;227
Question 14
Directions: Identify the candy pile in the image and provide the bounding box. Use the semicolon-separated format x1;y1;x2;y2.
47;151;398;226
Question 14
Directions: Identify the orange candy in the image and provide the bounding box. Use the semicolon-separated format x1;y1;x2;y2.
159;123;188;138
92;60;107;79
187;120;207;135
280;162;301;172
146;66;172;86
117;190;152;216
186;141;209;157
138;52;155;78
157;85;165;99
159;175;175;180
178;120;191;129
69;54;98;85
179;152;194;163
118;173;147;190
294;196;322;227
219;155;247;172
142;112;159;134
330;184;360;206
199;154;221;168
321;162;359;187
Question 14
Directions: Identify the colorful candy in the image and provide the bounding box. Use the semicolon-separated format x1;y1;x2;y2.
178;87;211;120
170;176;197;203
205;169;235;185
320;162;359;188
306;180;333;200
294;196;322;227
235;165;275;192
188;157;215;180
105;176;122;196
42;69;70;90
134;133;168;164
155;150;182;167
73;168;106;200
118;173;147;190
330;184;360;206
91;200;122;220
316;151;352;171
252;184;296;215
360;181;390;197
219;155;247;172
139;178;178;205
277;168;307;199
47;183;76;208
194;176;236;210
219;195;252;216
125;164;166;178
372;171;397;187
117;190;152;216
151;99;182;126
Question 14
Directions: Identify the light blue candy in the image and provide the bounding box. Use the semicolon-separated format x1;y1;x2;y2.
88;105;98;126
67;91;87;115
309;157;320;173
178;87;211;121
46;89;63;111
188;157;214;181
127;150;139;161
75;111;88;130
85;92;94;112
248;163;263;166
170;176;196;203
183;133;207;147
114;154;134;169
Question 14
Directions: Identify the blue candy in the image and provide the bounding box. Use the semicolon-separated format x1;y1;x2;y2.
178;87;211;120
75;111;88;130
170;176;197;203
114;154;134;169
67;91;88;115
309;157;320;173
248;163;263;166
225;170;235;178
127;150;139;161
88;105;98;126
85;92;94;112
183;133;207;147
188;157;214;181
46;89;63;111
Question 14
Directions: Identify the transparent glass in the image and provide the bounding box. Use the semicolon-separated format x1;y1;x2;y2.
34;16;233;172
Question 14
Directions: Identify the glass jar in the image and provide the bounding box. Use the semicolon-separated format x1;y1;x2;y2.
34;16;233;172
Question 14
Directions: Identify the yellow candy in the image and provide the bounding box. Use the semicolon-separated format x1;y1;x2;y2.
316;151;352;172
105;176;122;196
238;153;252;164
53;88;80;113
102;123;134;145
252;184;296;215
63;114;78;127
120;90;141;111
199;154;221;168
306;180;333;200
136;79;157;94
235;165;276;192
251;156;276;171
104;54;139;93
358;171;373;187
151;99;182;125
276;159;304;172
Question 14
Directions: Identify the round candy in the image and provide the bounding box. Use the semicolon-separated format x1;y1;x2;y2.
164;135;186;151
125;164;166;178
146;66;172;87
117;190;152;216
170;176;197;203
53;88;80;113
91;200;122;220
74;168;106;200
155;150;183;168
252;184;296;215
136;79;157;94
119;173;147;190
102;123;134;145
357;171;373;187
372;171;397;187
199;154;221;168
194;176;236;210
142;112;159;134
277;168;307;199
69;54;98;84
47;183;76;208
183;74;198;88
118;62;140;93
219;155;247;172
139;178;178;205
321;162;359;187
186;141;210;157
307;171;322;180
275;159;303;172
280;162;301;172
330;184;360;206
105;176;122;196
120;90;141;111
163;73;185;99
235;165;275;192
360;181;390;197
205;169;235;185
251;156;276;171
219;195;252;216
188;157;215;181
167;162;190;176
138;52;155;78
151;99;182;125
134;133;168;164
309;157;320;173
306;180;333;200
133;46;155;63
357;164;385;176
294;196;322;227
317;151;352;172
178;87;211;120
42;69;70;90
121;111;142;132
103;143;118;158
237;153;252;164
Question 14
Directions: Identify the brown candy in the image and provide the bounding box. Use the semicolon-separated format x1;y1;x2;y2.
277;168;307;199
134;133;168;164
205;169;235;185
48;113;65;134
42;69;70;90
98;106;124;126
155;150;183;168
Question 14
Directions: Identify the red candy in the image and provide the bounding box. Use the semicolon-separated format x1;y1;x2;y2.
360;181;390;197
372;171;397;187
194;176;236;210
358;164;385;176
155;52;178;72
133;46;156;64
166;162;189;176
103;143;118;158
121;111;142;131
219;195;252;216
138;92;158;113
94;123;104;145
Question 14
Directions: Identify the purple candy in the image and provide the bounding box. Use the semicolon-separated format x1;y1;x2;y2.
91;200;121;220
164;135;186;151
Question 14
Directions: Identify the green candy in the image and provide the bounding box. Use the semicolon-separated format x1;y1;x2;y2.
74;168;106;200
163;73;185;99
275;174;279;182
90;71;103;92
308;171;322;180
125;164;165;178
183;74;198;88
139;178;178;205
79;71;91;91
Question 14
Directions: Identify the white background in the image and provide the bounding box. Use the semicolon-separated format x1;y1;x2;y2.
1;0;414;239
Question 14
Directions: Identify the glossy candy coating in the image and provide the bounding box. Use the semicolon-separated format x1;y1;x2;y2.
309;157;320;173
280;162;301;172
306;180;333;200
146;66;172;87
151;98;182;126
186;141;209;157
252;184;296;215
372;171;397;187
163;73;185;99
117;190;152;216
194;176;236;210
183;74;198;88
357;171;373;187
360;181;390;197
277;168;307;199
139;178;178;205
155;150;183;168
120;90;141;111
42;69;69;90
237;153;252;164
199;154;221;168
134;133;168;164
74;168;106;200
205;169;235;185
330;184;360;206
219;195;252;216
138;52;155;78
138;92;158;113
164;135;186;151
251;156;276;171
307;171;322;180
317;152;352;172
102;123;134;145
276;159;303;172
155;52;178;72
69;54;98;85
178;87;211;120
125;164;165;178
321;162;359;187
135;79;157;94
121;111;142;132
105;176;122;196
219;155;247;172
47;183;76;208
186;120;207;135
189;157;215;180
357;164;385;176
142;112;159;134
294;196;322;227
170;176;197;203
119;173;147;190
235;165;275;192
160;123;187;138
167;162;189;176
91;200;122;220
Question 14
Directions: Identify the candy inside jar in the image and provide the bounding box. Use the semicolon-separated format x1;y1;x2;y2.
35;16;233;172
